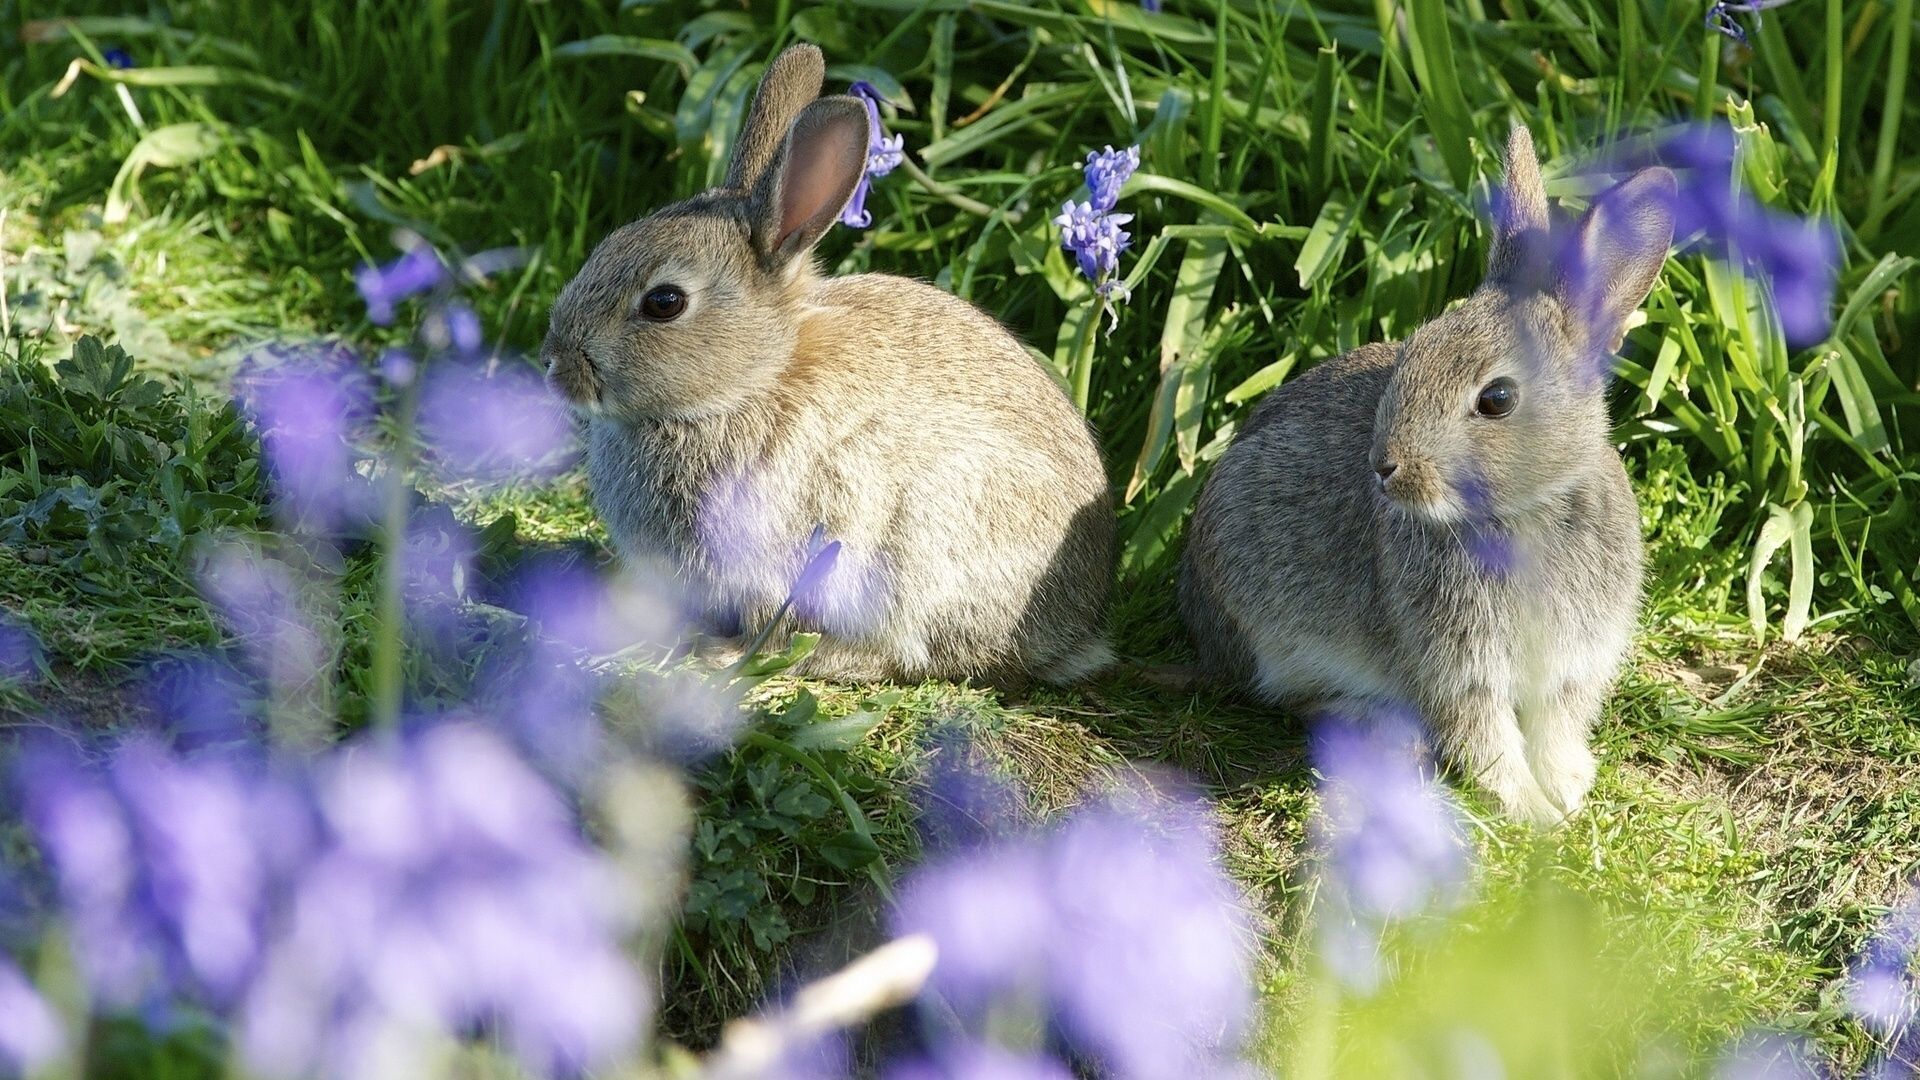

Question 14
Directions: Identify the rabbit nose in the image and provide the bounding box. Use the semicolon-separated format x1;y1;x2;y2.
1374;459;1400;486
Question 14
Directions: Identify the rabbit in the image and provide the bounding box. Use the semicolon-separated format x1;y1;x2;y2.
1179;125;1674;824
541;43;1115;686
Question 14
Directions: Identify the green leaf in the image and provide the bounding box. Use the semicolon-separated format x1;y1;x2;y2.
106;124;225;225
817;829;882;872
551;35;698;76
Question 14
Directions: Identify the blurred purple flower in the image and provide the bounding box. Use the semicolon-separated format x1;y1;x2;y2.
1083;145;1140;213
893;786;1253;1077
1845;893;1917;1055
1712;1031;1824;1080
1140;0;1163;11
0;615;40;681
0;957;65;1075
200;545;329;701
1309;707;1469;993
355;246;446;326
886;1042;1076;1080
1311;708;1467;922
415;360;577;486
422;303;484;355
1598;124;1840;347
1706;0;1800;46
140;658;260;753
233;345;377;534
840;81;906;230
377;348;416;387
101;47;134;69
696;478;893;640
1454;470;1516;577
237;723;647;1080
16;738;305;1011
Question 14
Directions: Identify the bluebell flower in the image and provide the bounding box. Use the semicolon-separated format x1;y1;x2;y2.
1597;124;1841;346
1844;893;1917;1069
1053;201;1135;287
354;246;446;326
840;81;907;230
1055;143;1143;313
1705;0;1801;45
893;783;1254;1076
0;614;40;682
102;47;135;69
1309;707;1470;993
0;957;65;1075
1083;145;1140;213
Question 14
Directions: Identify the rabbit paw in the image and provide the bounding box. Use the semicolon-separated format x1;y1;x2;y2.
1529;740;1598;819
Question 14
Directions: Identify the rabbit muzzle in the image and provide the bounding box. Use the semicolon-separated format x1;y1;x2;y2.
1372;452;1461;523
542;337;602;408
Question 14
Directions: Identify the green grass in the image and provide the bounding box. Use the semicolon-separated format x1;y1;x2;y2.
3;0;1919;1073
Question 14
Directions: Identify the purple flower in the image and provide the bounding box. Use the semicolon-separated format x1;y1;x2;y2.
1594;124;1840;347
415;359;577;486
1055;142;1142;310
886;1042;1076;1080
233;345;379;535
840;81;907;230
200;544;329;706
696;476;893;639
1053;201;1135;287
1712;1031;1824;1080
140;658;260;753
1140;0;1163;10
355;246;446;326
421;302;484;355
1309;707;1469;992
0;957;65;1075
893;785;1253;1076
16;738;304;1011
1083;145;1140;214
1844;892;1917;1063
1706;0;1800;45
1454;470;1516;576
102;47;135;69
0;614;40;682
236;723;648;1080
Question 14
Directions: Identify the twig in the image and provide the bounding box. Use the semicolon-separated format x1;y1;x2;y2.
699;935;938;1080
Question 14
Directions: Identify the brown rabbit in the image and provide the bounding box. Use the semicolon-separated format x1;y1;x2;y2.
542;44;1114;684
1180;127;1674;823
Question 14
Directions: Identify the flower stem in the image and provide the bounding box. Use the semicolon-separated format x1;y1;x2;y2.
1867;0;1914;230
1695;21;1721;122
369;376;420;730
1070;294;1107;414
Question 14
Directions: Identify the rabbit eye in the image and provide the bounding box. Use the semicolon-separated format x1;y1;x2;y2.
638;285;687;321
1474;377;1518;419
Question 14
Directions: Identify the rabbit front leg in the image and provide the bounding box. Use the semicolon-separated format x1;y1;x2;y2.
1423;683;1563;825
1519;678;1605;817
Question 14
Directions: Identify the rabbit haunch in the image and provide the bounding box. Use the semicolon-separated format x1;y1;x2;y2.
543;44;1115;684
1180;126;1674;824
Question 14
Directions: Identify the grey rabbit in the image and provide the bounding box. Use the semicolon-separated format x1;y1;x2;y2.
542;43;1114;684
1180;126;1674;823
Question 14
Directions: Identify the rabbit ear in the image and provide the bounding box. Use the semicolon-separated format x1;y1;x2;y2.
726;44;826;193
749;96;869;268
1559;167;1676;350
1487;124;1551;286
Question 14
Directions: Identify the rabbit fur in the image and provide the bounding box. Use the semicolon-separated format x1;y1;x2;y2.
1180;126;1675;824
543;44;1115;685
